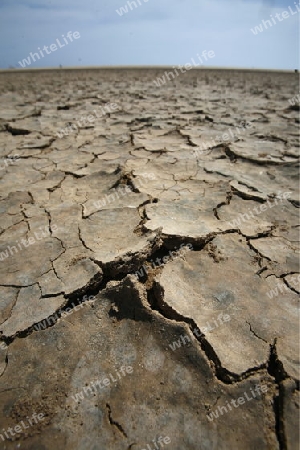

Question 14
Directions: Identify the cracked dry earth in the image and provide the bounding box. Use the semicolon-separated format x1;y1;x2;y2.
0;68;299;450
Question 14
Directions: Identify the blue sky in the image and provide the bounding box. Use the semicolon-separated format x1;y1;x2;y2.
0;0;298;69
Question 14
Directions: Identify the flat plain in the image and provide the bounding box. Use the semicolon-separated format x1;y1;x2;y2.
0;68;299;449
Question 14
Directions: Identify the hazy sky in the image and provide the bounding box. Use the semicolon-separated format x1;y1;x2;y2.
0;0;299;69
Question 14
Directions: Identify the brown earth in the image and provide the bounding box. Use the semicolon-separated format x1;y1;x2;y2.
0;68;299;450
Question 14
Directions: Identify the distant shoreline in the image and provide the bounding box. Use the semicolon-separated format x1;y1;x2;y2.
0;65;296;74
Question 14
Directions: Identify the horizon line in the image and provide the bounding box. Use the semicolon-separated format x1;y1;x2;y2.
0;65;297;74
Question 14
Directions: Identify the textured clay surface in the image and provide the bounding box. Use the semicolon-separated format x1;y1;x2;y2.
0;68;299;450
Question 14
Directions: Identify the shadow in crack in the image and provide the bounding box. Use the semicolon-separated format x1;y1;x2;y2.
106;276;152;323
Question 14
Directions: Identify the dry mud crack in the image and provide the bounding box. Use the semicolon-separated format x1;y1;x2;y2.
0;68;299;450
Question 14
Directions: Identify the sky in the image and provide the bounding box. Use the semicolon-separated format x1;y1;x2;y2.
0;0;299;70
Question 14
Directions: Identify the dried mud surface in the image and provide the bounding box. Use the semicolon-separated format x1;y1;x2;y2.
0;68;299;450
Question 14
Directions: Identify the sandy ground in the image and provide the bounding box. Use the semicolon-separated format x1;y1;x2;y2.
0;68;299;450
